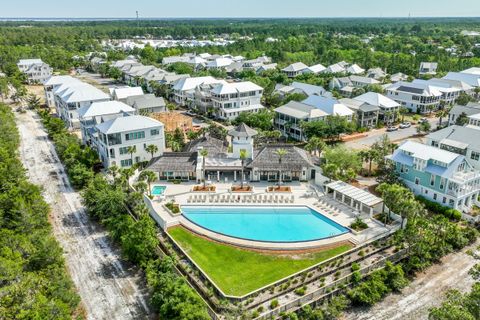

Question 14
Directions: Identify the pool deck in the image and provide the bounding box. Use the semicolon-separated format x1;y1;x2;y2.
143;180;397;251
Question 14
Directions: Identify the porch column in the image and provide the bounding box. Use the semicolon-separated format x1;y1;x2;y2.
341;194;345;204
369;207;373;218
351;198;354;208
217;171;220;182
359;203;363;213
333;190;336;200
234;171;237;182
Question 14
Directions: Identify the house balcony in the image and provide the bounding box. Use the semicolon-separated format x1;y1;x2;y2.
450;171;480;184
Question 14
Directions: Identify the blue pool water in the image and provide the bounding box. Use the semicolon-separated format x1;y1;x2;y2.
151;186;166;196
182;206;349;243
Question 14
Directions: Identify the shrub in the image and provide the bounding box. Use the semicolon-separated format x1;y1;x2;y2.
270;299;279;309
416;195;462;221
351;218;368;231
351;262;360;272
294;286;307;296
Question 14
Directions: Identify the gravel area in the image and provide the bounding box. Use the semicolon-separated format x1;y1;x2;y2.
16;109;152;320
341;241;479;320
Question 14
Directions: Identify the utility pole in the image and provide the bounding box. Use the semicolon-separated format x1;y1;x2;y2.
136;11;139;28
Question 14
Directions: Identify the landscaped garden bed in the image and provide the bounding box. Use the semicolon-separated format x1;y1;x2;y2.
350;217;369;232
267;186;292;193
231;185;253;192
373;212;395;225
165;201;180;214
192;185;216;192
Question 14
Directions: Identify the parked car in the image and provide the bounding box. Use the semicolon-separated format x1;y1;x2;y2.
399;122;411;129
386;125;399;132
419;117;428;124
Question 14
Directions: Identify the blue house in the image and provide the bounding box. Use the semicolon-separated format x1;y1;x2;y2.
388;140;480;212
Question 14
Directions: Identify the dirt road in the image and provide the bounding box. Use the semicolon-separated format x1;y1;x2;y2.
16;109;152;320
342;242;478;320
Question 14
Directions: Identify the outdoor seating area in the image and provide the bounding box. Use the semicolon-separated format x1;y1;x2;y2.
186;193;295;204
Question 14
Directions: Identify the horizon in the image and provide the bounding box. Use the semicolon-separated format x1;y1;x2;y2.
1;0;480;19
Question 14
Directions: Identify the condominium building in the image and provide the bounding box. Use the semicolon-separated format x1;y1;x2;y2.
95;115;165;168
386;81;442;113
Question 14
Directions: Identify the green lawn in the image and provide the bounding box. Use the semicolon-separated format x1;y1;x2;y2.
168;226;352;296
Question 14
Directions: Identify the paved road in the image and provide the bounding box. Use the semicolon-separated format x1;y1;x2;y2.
16;109;152;320
345;117;438;150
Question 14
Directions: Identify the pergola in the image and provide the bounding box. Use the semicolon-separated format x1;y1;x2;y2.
325;181;383;215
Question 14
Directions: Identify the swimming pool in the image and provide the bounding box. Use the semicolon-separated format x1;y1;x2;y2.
181;206;349;243
151;186;166;196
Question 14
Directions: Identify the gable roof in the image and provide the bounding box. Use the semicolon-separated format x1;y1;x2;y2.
347;64;365;74
110;87;144;100
172;76;225;91
302;96;354;117
54;83;110;103
96;115;163;134
78;101;135;119
275;100;328;119
443;72;480;87
126;94;166;110
282;62;308;72
354;92;400;109
427;125;480;151
290;82;326;96
210;81;263;95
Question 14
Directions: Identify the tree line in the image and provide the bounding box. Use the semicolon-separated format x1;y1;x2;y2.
0;104;81;319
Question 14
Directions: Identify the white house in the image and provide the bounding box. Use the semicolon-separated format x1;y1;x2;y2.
95;115;165;168
281;63;309;78
172;76;226;106
125;94;166;114
419;62;438;75
412;78;472;105
322;63;347;74
443;71;480;88
17;59;52;84
206;58;234;70
448;103;480;126
43;75;82;107
53;81;111;129
303;64;326;75
302;96;354;121
210;81;265;120
110;86;144;103
78;101;136;146
346;64;365;75
274;81;327;98
354;92;401;123
386;81;442;113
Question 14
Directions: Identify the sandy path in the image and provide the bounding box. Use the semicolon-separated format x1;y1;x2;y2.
342;242;478;320
16;109;152;320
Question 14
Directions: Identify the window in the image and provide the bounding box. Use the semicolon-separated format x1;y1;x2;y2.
120;159;133;167
443;197;447;204
415;177;420;185
440;178;445;190
433;193;437;200
151;129;160;136
125;131;145;141
430;175;435;187
471;151;480;161
119;147;130;155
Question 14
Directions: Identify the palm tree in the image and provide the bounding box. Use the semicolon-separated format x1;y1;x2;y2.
399;106;409;123
107;164;119;180
436;106;450;127
170;140;182;152
145;144;159;160
276;148;288;188
200;148;208;188
127;145;137;166
139;170;157;196
305;137;326;157
239;149;247;189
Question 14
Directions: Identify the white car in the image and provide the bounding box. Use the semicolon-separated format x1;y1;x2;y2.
399;122;411;129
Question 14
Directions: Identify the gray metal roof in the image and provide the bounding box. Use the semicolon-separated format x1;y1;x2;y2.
427;125;480;150
228;123;258;138
148;153;197;172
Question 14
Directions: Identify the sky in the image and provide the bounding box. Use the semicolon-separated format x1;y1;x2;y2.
1;0;480;18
